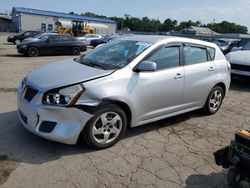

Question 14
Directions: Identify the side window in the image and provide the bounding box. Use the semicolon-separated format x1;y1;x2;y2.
50;35;61;42
207;47;215;61
242;41;250;50
61;36;74;41
23;32;30;36
184;45;208;65
146;46;180;70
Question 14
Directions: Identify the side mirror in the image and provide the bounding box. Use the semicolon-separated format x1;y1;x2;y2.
45;38;50;43
133;61;157;72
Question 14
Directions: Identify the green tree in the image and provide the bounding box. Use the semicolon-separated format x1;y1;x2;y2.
207;21;247;34
160;18;177;31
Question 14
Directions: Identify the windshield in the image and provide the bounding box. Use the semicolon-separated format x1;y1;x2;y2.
76;40;152;70
236;39;250;50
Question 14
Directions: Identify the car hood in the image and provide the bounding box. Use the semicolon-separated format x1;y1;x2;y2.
26;58;114;92
228;50;250;65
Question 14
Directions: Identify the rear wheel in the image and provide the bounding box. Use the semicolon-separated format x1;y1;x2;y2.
82;104;127;149
72;46;81;55
203;86;224;115
27;47;39;57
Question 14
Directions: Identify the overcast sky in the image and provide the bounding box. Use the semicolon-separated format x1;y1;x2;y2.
1;0;250;30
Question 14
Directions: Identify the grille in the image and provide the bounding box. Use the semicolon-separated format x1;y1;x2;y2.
24;86;38;102
231;63;250;72
19;110;27;124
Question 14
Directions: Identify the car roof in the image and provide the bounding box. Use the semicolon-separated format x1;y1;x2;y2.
117;35;217;48
118;35;171;43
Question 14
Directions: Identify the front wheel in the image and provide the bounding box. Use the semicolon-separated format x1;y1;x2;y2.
203;86;225;115
82;104;127;149
72;46;81;55
27;47;39;57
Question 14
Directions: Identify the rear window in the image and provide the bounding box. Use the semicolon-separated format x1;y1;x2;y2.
184;45;208;65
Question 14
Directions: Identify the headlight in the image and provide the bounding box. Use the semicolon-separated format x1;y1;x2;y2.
43;84;85;106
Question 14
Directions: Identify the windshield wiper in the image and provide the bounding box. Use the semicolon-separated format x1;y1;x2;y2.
88;62;107;70
81;59;107;70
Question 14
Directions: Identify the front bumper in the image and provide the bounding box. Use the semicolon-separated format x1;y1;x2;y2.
17;82;93;145
17;47;27;54
7;37;14;43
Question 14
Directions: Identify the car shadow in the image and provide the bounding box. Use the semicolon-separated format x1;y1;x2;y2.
1;43;14;45
0;111;94;165
1;54;24;57
0;110;202;165
230;77;250;92
185;171;229;188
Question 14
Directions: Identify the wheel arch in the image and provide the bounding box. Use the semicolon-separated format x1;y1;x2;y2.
214;82;226;95
100;99;132;127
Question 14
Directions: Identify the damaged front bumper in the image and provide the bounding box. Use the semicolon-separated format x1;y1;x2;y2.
17;81;94;145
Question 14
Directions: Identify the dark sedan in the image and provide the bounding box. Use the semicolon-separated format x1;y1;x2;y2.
90;34;124;48
7;31;43;45
17;35;87;57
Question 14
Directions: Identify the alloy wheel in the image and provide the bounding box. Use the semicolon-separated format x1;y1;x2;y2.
91;112;122;145
209;89;223;112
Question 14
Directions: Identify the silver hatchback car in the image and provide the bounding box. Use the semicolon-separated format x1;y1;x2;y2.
17;35;231;149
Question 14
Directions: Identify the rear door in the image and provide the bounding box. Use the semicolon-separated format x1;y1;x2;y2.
59;36;75;53
182;44;216;108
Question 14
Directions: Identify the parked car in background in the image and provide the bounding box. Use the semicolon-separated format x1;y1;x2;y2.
89;35;110;47
21;32;58;43
76;34;103;45
212;38;239;54
17;35;87;57
90;34;129;48
226;50;250;77
231;39;250;52
17;35;230;149
7;31;43;45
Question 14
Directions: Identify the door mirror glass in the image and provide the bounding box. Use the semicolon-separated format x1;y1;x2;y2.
134;61;157;72
45;38;50;43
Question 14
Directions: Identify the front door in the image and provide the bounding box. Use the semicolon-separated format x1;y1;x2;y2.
132;45;185;123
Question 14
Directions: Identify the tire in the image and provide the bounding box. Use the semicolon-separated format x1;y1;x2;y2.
27;47;39;57
203;85;225;115
82;104;127;149
14;39;21;45
227;167;241;187
72;46;81;55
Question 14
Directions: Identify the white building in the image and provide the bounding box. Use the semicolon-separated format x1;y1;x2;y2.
11;7;117;34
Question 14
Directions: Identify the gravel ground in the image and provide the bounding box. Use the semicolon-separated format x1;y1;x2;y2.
0;32;250;188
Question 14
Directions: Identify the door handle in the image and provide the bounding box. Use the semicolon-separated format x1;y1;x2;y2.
208;67;215;72
174;73;183;79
